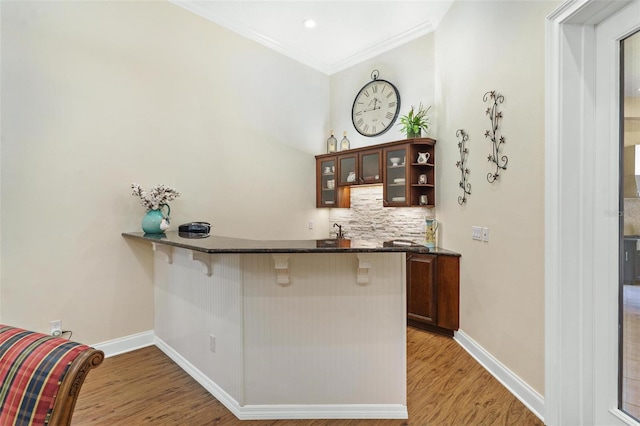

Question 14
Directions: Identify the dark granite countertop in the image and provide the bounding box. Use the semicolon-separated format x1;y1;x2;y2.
122;231;461;257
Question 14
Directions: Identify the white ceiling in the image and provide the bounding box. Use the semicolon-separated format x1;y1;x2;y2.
171;1;455;75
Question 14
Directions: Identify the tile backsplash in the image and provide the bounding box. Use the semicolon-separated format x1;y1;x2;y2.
625;198;640;235
328;185;434;242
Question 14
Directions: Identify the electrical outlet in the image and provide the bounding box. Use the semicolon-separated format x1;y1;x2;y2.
308;221;313;230
50;320;62;337
209;334;216;353
482;227;489;242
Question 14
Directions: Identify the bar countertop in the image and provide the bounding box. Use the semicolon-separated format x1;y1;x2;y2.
122;231;461;256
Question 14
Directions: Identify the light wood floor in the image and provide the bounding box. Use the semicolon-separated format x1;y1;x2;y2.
623;285;640;419
73;327;542;425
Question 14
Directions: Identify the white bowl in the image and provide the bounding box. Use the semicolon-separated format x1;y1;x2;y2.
390;157;401;166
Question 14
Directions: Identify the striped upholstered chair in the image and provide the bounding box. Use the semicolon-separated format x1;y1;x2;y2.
0;324;104;426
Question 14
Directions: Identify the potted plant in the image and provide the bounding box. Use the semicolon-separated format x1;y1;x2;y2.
398;103;431;138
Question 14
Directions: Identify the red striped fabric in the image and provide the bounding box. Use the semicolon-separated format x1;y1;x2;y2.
0;325;90;425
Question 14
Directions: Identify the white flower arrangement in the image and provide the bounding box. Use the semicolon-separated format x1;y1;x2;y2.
131;183;180;211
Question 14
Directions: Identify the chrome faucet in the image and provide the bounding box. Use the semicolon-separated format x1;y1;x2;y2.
333;223;344;239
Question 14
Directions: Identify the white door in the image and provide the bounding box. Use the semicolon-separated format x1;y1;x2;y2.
620;25;640;418
595;3;640;424
546;1;640;425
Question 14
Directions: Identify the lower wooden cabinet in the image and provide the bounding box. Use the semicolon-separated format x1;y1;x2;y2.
407;253;460;335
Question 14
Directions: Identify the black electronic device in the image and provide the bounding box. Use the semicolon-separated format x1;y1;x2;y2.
178;222;211;234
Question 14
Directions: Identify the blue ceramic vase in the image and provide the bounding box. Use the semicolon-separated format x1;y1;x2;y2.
141;204;170;234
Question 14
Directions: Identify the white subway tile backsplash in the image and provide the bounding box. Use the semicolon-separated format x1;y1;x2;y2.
328;186;434;243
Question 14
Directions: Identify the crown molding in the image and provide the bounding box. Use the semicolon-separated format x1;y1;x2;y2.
170;0;434;76
327;21;434;75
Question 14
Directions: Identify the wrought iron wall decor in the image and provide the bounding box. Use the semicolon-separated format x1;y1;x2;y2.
455;129;471;205
483;90;508;183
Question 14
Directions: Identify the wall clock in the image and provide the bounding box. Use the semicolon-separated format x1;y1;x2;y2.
351;70;401;137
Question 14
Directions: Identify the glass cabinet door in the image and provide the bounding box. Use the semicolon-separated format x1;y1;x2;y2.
359;150;382;184
318;158;336;207
383;146;409;206
338;154;357;186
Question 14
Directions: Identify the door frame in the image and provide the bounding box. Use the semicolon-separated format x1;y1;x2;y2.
546;1;640;424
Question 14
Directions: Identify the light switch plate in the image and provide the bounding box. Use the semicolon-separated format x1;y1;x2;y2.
482;227;489;242
472;226;482;241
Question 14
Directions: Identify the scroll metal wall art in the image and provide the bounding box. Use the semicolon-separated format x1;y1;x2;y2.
483;90;508;183
455;129;471;205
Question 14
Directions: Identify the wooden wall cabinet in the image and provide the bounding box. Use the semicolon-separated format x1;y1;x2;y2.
407;253;460;335
358;148;383;185
337;153;357;187
316;138;436;208
337;149;383;187
383;145;410;206
316;156;350;208
408;140;436;207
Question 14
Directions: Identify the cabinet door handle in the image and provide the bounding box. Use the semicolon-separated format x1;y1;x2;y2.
627;251;629;262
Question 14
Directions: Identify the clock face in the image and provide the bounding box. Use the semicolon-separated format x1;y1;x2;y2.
352;79;401;137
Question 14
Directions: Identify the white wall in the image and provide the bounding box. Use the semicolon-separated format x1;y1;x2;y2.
434;1;559;395
327;34;437;247
1;0;556;399
330;35;435;149
328;1;555;396
0;1;330;343
0;1;3;322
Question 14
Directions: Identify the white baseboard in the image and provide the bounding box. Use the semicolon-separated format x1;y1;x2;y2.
154;336;408;420
454;329;545;422
237;404;408;420
92;330;155;358
92;330;532;422
154;337;244;418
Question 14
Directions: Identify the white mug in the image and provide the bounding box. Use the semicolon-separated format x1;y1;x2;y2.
419;195;428;205
418;174;427;184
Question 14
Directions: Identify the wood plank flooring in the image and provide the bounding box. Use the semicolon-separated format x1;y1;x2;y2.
623;284;640;419
72;327;542;425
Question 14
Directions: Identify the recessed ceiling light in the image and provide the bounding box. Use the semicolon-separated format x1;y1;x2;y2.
303;19;316;29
